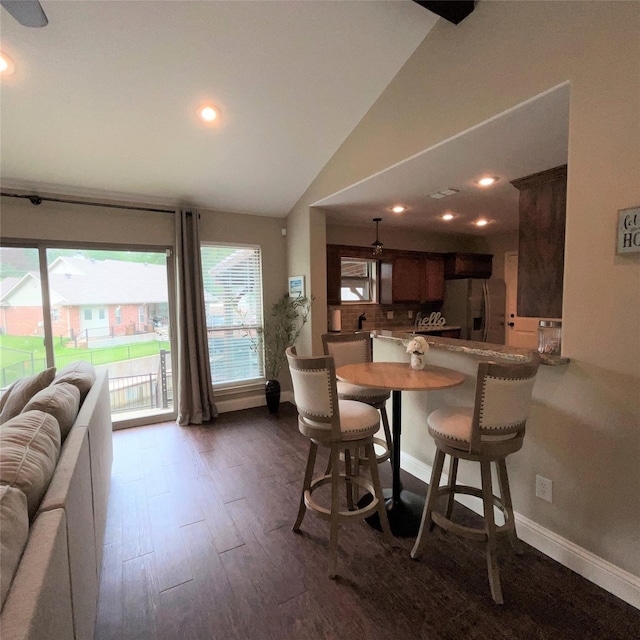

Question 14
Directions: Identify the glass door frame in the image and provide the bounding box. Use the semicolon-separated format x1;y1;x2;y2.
0;237;178;428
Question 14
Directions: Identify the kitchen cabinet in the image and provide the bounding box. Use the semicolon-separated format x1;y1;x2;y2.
326;245;445;305
510;164;567;318
388;253;425;302
380;252;445;304
444;252;493;279
425;254;445;301
326;244;341;305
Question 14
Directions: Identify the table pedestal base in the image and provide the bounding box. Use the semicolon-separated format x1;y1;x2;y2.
358;489;425;538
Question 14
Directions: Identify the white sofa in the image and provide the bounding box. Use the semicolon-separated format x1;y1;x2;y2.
0;363;113;640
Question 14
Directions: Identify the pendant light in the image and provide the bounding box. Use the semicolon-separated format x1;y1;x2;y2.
371;217;383;256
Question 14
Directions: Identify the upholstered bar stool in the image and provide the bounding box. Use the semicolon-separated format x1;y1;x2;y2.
411;355;540;604
322;332;392;465
286;347;392;578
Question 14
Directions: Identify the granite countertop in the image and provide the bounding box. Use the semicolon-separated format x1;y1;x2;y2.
370;329;570;366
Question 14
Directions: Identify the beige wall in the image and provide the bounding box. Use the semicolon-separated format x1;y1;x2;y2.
286;1;640;577
0;196;175;246
484;230;518;282
326;223;482;253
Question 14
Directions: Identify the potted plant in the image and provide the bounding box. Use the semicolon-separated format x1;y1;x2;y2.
241;293;312;414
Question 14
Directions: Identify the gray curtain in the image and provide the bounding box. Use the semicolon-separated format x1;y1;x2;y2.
174;209;218;425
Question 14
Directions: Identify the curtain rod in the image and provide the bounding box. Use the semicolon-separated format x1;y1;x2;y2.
0;192;175;214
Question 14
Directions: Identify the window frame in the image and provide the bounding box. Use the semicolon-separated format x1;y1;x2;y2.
199;241;265;390
0;239;177;428
340;256;378;304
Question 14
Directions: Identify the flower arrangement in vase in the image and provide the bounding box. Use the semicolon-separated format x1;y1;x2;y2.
406;336;429;370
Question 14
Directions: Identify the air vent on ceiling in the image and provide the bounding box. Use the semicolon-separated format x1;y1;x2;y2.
427;188;459;199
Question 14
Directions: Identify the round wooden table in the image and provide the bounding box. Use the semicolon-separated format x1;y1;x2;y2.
336;361;465;537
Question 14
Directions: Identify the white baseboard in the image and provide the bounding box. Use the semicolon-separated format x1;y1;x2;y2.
216;390;294;414
401;452;640;610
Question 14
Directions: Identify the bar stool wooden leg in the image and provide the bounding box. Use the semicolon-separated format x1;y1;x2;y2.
411;448;446;559
445;456;458;520
344;449;355;511
481;460;503;604
328;446;341;578
380;406;393;465
496;458;522;555
294;441;317;532
366;442;392;542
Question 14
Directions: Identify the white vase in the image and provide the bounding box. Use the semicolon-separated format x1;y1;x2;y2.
410;353;425;370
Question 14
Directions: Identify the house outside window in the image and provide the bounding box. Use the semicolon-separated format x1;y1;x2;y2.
51;308;60;322
200;244;263;386
98;308;106;321
84;309;92;320
115;306;122;325
341;257;377;302
138;305;145;324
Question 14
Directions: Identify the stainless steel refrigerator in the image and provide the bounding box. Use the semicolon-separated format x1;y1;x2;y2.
440;278;506;343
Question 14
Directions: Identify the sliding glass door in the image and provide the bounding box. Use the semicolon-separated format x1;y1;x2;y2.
0;247;47;387
0;244;175;425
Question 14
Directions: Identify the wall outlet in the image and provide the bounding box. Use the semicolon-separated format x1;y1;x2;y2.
535;475;553;503
387;311;394;320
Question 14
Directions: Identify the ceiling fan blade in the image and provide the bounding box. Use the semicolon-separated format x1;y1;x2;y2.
0;0;48;28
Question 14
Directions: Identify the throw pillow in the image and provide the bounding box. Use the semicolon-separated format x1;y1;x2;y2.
0;367;56;425
53;361;96;401
23;382;81;442
0;410;61;519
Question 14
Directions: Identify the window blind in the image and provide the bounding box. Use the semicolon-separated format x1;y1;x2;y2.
200;244;264;386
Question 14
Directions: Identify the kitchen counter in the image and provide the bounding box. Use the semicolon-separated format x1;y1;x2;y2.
370;329;569;365
377;324;462;334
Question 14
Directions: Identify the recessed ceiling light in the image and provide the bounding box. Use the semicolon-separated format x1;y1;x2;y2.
475;218;489;226
391;205;406;213
0;52;15;76
442;213;454;221
198;105;218;123
477;176;498;187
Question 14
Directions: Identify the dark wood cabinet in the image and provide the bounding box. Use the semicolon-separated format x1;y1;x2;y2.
425;254;445;301
511;165;567;318
326;245;445;305
326;244;341;305
390;253;425;302
444;252;493;279
379;252;444;304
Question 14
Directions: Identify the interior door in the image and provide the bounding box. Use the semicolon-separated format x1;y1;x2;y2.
505;252;539;348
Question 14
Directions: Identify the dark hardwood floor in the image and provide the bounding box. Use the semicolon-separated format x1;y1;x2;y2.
95;403;640;640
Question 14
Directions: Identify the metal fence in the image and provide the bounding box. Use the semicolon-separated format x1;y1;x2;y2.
1;349;173;415
0;346;167;388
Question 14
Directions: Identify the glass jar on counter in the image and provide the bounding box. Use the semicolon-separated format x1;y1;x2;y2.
538;320;562;356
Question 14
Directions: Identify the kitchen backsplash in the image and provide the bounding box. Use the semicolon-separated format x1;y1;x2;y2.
328;302;442;333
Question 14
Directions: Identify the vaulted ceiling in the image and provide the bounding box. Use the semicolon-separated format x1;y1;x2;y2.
1;1;568;237
0;1;438;215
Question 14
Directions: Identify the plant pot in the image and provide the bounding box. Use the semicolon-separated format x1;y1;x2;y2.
265;379;281;414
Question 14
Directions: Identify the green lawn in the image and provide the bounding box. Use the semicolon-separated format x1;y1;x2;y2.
0;335;171;386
